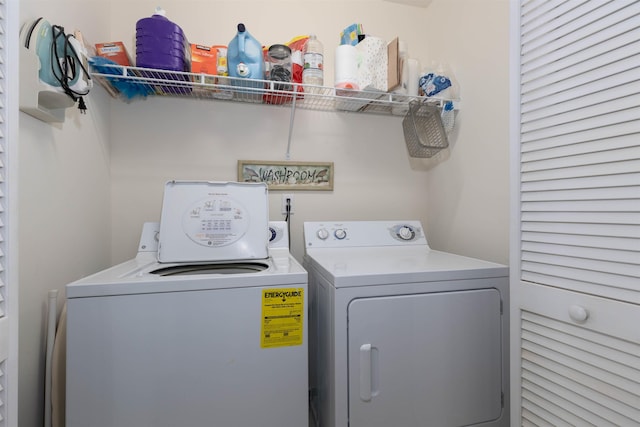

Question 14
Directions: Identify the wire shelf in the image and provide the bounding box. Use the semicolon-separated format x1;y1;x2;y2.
89;63;452;116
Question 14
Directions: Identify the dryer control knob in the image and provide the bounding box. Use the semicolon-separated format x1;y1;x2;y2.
398;226;415;241
335;229;347;240
317;228;330;240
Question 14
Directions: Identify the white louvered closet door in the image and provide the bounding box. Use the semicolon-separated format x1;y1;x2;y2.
0;0;17;426
513;0;640;426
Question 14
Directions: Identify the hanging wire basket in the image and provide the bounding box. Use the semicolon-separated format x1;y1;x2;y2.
402;100;449;158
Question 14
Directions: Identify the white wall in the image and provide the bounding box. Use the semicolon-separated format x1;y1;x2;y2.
18;2;112;427
106;0;510;264
16;1;510;426
109;100;431;262
107;0;438;263
423;0;510;264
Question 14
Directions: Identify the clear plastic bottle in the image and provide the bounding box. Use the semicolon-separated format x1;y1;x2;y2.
303;34;324;90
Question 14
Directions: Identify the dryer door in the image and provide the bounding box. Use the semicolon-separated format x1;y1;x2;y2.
348;289;503;427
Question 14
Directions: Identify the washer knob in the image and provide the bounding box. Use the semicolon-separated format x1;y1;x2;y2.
398;226;415;241
335;229;347;240
317;228;330;240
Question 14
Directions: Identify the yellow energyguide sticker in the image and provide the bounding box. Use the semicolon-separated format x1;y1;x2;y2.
261;288;304;348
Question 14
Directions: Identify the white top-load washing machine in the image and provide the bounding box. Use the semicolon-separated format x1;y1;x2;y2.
65;182;308;427
303;221;509;427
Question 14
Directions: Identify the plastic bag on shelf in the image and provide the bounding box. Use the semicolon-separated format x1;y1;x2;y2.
418;61;458;136
418;61;459;100
89;56;155;100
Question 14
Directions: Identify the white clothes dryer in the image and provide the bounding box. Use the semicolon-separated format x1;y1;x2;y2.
303;221;509;427
65;182;308;427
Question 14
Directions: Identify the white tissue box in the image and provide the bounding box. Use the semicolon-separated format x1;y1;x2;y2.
356;36;388;92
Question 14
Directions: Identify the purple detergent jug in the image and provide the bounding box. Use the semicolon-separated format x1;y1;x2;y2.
136;7;190;72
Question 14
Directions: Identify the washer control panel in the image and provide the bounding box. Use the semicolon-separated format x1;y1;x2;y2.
304;221;428;248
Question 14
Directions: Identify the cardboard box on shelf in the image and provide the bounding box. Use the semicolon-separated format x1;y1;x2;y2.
387;37;401;92
95;42;131;66
353;36;401;93
190;44;221;92
190;44;218;76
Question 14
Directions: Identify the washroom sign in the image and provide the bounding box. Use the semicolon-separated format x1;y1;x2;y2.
238;160;334;191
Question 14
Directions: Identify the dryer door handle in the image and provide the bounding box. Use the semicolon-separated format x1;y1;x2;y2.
360;344;372;401
359;344;379;402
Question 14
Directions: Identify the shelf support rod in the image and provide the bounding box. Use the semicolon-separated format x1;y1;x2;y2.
285;91;298;160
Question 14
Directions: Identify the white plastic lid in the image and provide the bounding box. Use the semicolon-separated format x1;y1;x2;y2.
157;181;269;263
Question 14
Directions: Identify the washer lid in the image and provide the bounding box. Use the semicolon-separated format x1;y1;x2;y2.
158;181;269;263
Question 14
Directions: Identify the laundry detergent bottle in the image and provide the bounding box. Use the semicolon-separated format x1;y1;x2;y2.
227;23;264;91
136;7;190;72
